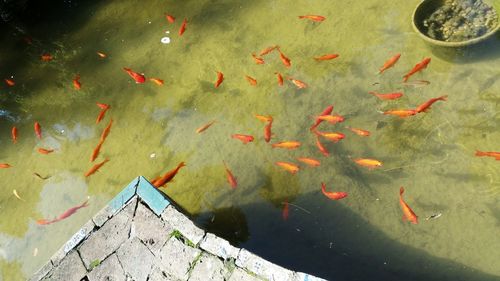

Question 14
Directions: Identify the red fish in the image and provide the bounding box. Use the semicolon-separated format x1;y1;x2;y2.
196;120;216;134
41;53;53;62
149;78;164;86
282;201;289;221
275;161;300;174
310;105;334;131
315;114;344;124
346;127;370;137
84;159;109;177
272;141;301;149
475;150;500;160
73;75;81;90
56;199;89;221
11;126;17;144
297;157;320;167
245;75;257;86
368;91;403;100
321;182;347;200
0;163;12;168
383;109;417;118
165;14;175;23
123;67;146;83
231;134;254;144
34;122;42;139
275;72;284;86
259;45;278;56
399;187;418;224
223;161;237;189
288;77;307;89
154;162;186;188
255;114;273;123
315;136;329;157
5;78;15;87
415;95;447;113
90;141;103;162
215;71;224;88
179;18;187;36
251;53;265;64
97;103;110;110
403;57;431;82
298;15;326;22
353;158;382;169
314;54;339;61
96;105;110;124
379;53;401;74
278;49;291;68
100;119;113;143
37;148;54;154
96;51;107;58
314;131;345;142
264;120;273;143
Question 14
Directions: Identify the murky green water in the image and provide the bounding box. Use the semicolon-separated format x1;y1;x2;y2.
0;0;499;280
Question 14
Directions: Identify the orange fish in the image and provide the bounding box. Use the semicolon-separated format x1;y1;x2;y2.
288;77;307;89
34;122;42;139
314;131;345;142
282;201;289;221
297;157;320;167
150;176;161;186
346;127;370;137
475;150;500;160
96;108;109;124
84;159;109;177
100;119;113;143
37;148;54;154
259;45;279;56
354;158;382;169
154;162;186;188
11;126;17;144
5;78;15;86
278;49;291;68
231;134;254;144
315;136;329;157
215;71;224;88
314;54;339;61
245;75;257;86
90;141;103;162
272;141;301;149
383;109;417;118
96;103;110;110
123;67;146;83
251;53;265;64
315;114;344;124
149;78;164;86
96;51;107;58
255;114;273;123
298;15;326;22
275;161;300;174
379;53;401;74
0;163;12;168
165;14;175;23
223;161;237;189
275;72;284;86
310;105;334;131
368;91;403;100
55;198;89;221
403;57;431;82
321;182;348;200
415;95;447;113
196;120;216;134
41;53;53;62
179;18;187;36
264;120;273;143
399;187;418;224
73;75;81;90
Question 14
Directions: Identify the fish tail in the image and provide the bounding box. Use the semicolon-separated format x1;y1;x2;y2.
400;186;405;195
475;150;485;157
440;95;448;100
403;75;409;82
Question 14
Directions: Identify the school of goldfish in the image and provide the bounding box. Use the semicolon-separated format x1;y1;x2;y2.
1;11;498;230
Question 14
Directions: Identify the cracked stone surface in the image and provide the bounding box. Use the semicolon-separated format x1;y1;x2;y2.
86;253;126;281
115;237;157;281
42;250;86;281
187;253;225;281
236;249;295;281
200;233;239;260
148;266;178;281
132;201;173;254
158;237;201;280
227;268;262;281
161;206;205;246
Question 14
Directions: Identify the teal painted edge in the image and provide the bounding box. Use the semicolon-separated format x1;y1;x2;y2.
136;176;171;216
108;177;139;214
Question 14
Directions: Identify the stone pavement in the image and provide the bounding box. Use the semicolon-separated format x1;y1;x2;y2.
29;176;326;281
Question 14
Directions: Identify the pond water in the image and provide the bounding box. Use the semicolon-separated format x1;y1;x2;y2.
0;0;499;280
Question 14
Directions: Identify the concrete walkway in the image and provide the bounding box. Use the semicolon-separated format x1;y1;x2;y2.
29;176;325;281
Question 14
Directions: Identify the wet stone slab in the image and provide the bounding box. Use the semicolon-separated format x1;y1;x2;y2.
86;253;126;281
42;250;86;281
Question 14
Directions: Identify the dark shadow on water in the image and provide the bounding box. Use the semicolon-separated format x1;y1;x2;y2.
426;34;500;64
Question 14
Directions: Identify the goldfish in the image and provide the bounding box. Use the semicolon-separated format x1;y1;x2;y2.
34;122;42;139
310;105;334;131
314;131;345;142
315;114;344;124
100;119;113;143
154;162;186;188
255;114;273;123
403;57;431;82
96;104;110;124
41;53;53;62
259;45;278;56
223;161;237;189
215;71;224;88
165;14;175;23
275;72;284;86
13;190;25;201
288;77;307;89
84;159;109;177
90;141;103;162
298;15;326;22
399;187;418;224
56;198;89;221
415;95;447;113
314;54;339;61
346;127;370;137
196;120;216;134
96;51;107;58
231;134;254;144
123;67;146;83
278;49;291;68
297;157;320;167
245;75;257;86
5;78;15;86
475;150;500;160
368;91;403;100
272;141;301;149
0;163;12;168
282;201;289;221
97;103;110;110
179;18;187;36
353;158;382;169
37;148;54;154
149;176;161;186
315;136;329;157
378;53;401;74
321;182;348;200
264;120;273;143
73;75;81;90
149;78;164;86
275;161;300;174
251;53;265;64
383;109;417;118
36;219;55;226
11;126;17;143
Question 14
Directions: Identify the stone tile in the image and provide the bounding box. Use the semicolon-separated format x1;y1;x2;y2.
200;233;240;260
64;220;96;253
28;261;53;281
157;237;201;280
132;202;173;254
87;253;126;281
293;272;328;281
136;176;170;215
161;206;205;246
79;198;136;269
42;250;86;281
116;237;157;281
148;266;178;281
108;178;139;213
92;205;114;228
227;268;262;281
236;249;295;281
188;253;224;281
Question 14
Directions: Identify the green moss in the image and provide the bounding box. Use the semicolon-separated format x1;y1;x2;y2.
89;259;101;270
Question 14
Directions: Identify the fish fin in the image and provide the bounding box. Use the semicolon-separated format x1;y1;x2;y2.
402;215;407;221
400;187;405;195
